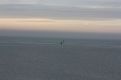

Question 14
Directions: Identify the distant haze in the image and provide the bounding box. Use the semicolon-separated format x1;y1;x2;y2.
0;30;121;40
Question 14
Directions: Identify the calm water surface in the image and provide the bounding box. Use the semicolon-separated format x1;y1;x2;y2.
0;36;121;80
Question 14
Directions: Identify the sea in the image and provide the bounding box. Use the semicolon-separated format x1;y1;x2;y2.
0;36;121;80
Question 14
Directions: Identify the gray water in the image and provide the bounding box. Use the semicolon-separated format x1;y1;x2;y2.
0;36;121;80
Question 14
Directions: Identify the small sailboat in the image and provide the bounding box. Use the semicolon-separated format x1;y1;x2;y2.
60;40;64;48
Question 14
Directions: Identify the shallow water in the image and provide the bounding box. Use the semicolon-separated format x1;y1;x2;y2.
0;36;121;80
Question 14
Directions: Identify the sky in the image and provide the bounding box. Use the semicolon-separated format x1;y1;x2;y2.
0;0;121;38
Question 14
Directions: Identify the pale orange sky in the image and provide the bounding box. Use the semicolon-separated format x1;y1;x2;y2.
0;18;121;33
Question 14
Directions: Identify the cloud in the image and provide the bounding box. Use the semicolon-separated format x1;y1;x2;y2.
0;0;121;7
0;4;121;20
0;18;121;34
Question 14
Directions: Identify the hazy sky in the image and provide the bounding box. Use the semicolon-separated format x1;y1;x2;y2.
0;0;121;38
